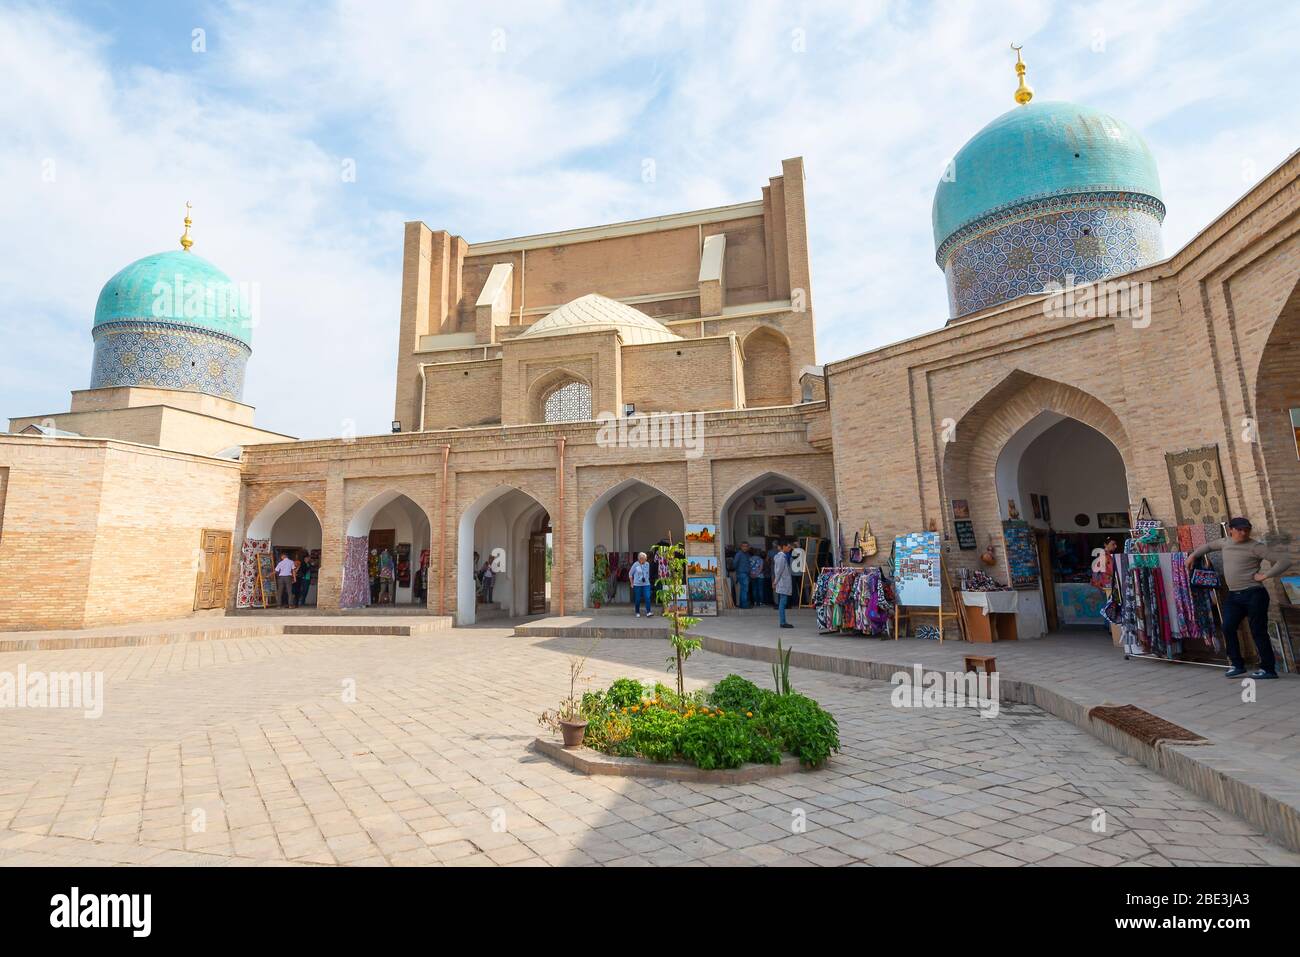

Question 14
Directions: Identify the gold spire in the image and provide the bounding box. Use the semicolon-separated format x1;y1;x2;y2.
180;201;194;251
1011;43;1033;105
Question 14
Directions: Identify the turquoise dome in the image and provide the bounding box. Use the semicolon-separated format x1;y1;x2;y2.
93;250;252;346
932;100;1163;259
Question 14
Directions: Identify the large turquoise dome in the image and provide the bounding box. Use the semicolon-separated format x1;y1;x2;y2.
89;247;253;401
93;250;252;346
932;100;1165;318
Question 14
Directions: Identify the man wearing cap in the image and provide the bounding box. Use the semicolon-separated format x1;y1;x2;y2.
1187;517;1293;679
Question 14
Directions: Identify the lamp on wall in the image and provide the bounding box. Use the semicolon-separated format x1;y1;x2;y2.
391;420;401;433
623;403;635;416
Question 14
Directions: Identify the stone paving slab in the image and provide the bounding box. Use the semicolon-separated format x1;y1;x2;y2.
0;614;452;652
617;608;1300;853
0;623;1296;866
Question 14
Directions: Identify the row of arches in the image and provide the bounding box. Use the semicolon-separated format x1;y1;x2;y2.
239;469;835;624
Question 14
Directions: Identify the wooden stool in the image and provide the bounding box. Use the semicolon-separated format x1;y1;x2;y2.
964;655;996;675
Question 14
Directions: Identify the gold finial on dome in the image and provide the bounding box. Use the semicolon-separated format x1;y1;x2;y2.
1011;43;1033;105
180;201;194;251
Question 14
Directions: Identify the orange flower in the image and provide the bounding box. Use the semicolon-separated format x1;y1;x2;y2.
746;711;753;718
631;706;640;713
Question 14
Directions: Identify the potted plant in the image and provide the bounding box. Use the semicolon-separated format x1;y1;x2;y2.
539;637;600;748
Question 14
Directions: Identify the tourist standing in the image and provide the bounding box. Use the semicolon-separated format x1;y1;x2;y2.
630;551;652;618
294;555;312;608
1187;517;1293;679
480;558;495;604
773;541;794;628
732;542;752;608
274;552;295;607
750;549;767;607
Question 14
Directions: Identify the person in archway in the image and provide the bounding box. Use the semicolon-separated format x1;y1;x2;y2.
630;551;652;618
1187;517;1292;679
274;552;295;608
295;554;315;608
773;540;794;628
750;548;767;607
479;557;495;604
732;541;752;608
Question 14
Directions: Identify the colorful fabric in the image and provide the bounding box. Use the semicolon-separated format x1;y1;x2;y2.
235;538;271;608
340;536;371;608
379;551;395;580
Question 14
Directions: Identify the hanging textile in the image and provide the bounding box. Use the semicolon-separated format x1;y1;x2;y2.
236;538;271;608
812;566;893;636
340;535;371;608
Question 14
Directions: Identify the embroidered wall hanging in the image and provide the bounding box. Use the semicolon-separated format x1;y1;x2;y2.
1165;445;1229;526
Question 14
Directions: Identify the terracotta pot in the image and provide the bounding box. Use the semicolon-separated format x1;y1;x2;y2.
559;719;588;748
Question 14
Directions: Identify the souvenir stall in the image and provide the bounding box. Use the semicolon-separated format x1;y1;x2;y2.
1111;510;1227;667
956;568;1018;643
811;566;894;636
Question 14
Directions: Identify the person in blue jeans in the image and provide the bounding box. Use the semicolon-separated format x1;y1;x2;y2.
732;542;752;608
773;541;794;628
630;551;652;618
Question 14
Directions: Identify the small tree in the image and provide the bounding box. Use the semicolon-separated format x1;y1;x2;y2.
654;539;701;697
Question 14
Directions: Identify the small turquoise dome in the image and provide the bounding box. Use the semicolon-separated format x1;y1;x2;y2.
93;250;252;346
933;101;1163;259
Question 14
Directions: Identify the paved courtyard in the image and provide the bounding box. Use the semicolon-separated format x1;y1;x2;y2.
0;625;1297;867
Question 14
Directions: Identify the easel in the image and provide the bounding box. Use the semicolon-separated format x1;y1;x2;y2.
254;552;278;609
797;536;823;608
944;565;969;643
894;602;945;642
891;536;945;642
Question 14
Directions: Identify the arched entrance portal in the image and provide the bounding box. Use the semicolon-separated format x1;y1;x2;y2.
1254;275;1300;539
239;490;323;608
583;480;685;608
718;471;834;607
994;413;1130;634
342;492;432;608
457;487;550;625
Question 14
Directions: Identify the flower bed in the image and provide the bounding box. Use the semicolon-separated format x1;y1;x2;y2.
570;674;840;770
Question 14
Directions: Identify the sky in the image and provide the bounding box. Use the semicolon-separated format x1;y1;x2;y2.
1;0;1297;440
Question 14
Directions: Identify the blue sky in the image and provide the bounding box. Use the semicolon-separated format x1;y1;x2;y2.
2;0;1297;439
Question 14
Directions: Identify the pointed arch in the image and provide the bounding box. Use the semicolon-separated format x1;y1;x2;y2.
246;489;323;540
581;477;686;606
457;484;550;624
717;469;836;559
742;326;793;407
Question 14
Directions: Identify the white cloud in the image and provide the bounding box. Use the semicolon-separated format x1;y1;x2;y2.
2;0;1297;438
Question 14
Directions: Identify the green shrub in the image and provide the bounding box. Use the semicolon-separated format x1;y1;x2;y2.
606;678;644;709
629;707;685;761
757;694;840;767
650;682;707;713
677;712;780;770
708;674;771;713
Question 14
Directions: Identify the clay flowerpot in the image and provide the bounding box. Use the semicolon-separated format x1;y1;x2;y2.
559;719;588;748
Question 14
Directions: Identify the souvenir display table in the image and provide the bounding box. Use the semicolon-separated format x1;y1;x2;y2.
959;590;1019;643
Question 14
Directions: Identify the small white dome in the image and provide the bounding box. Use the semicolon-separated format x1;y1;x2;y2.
518;293;680;345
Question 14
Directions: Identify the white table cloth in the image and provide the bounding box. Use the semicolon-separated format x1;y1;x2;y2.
960;590;1019;616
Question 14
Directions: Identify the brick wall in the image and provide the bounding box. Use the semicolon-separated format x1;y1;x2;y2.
0;437;240;630
622;338;739;414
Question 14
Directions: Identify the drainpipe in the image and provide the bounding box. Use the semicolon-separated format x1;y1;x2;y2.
555;435;566;616
438;443;450;615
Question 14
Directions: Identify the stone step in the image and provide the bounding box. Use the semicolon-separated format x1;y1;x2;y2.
514;621;668;640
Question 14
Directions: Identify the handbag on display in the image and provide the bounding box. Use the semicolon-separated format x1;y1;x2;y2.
862;521;878;557
849;532;863;564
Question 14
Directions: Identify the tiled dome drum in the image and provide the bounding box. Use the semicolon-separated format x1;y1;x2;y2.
933;100;1165;318
90;249;253;401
